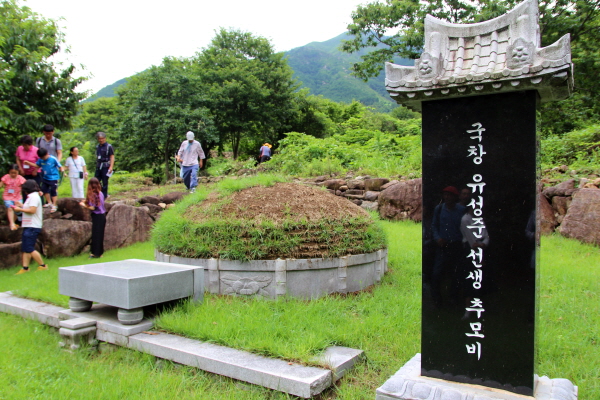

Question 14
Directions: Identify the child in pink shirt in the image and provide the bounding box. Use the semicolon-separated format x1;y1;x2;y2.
1;164;27;230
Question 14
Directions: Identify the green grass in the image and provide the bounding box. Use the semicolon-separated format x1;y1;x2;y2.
0;223;598;398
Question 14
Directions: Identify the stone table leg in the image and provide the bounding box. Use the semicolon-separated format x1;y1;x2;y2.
117;308;143;325
69;297;93;312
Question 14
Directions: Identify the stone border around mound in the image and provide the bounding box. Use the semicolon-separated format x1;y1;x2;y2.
155;249;388;299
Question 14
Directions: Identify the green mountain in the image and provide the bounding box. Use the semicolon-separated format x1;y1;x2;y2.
85;33;413;111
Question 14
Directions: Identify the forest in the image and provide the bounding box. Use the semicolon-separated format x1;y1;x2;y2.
1;0;599;182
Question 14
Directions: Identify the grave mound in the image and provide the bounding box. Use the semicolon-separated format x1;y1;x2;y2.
154;182;386;260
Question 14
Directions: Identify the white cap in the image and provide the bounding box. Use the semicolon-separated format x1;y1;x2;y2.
186;131;194;140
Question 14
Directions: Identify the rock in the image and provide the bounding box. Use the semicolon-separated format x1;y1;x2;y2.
558;165;568;173
559;189;600;246
161;192;187;204
345;189;365;196
379;178;422;222
158;202;167;209
56;197;91;222
0;204;7;224
579;178;590;187
140;196;161;206
40;219;92;258
60;213;73;219
327;189;336;195
335;190;342;196
0;242;23;269
144;203;163;219
0;225;22;244
346;179;365;190
351;199;363;206
551;196;570;217
364;191;380;202
364;178;390;191
381;180;400;190
314;175;328;183
539;195;557;235
104;204;154;251
542;179;576;199
361;201;378;211
338;185;348;191
344;194;365;200
322;179;346;190
583;182;599;189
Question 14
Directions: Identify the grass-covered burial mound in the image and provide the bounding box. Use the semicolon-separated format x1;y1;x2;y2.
152;175;386;261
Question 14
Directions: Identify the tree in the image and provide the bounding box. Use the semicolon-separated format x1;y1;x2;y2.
341;0;600;135
117;57;217;181
194;29;298;159
77;97;122;139
0;0;86;165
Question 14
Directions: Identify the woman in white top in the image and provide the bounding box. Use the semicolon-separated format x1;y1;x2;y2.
64;147;88;199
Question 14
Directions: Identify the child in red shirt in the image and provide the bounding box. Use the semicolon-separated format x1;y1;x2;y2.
1;164;27;230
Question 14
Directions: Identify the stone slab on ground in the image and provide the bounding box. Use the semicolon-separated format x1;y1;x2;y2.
376;354;578;400
59;304;153;337
311;346;364;381
0;291;64;328
128;331;333;398
59;259;203;309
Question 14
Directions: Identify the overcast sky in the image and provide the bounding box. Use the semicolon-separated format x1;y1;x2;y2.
23;0;368;96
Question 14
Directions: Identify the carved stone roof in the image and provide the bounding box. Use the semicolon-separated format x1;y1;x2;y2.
385;0;573;111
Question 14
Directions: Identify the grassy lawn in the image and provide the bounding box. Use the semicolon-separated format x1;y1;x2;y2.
0;222;598;399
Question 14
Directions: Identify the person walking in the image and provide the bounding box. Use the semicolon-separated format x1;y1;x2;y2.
36;124;63;162
1;164;26;230
13;180;48;274
176;131;205;193
64;147;88;199
94;132;115;199
80;178;106;258
258;143;272;163
15;135;41;185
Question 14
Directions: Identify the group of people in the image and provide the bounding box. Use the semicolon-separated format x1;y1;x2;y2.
1;127;115;274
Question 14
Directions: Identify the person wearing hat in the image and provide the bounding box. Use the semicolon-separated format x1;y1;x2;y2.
176;131;205;193
258;143;272;164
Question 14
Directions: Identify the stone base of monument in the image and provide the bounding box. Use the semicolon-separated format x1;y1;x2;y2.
59;260;203;325
155;249;388;299
376;354;578;400
58;317;97;350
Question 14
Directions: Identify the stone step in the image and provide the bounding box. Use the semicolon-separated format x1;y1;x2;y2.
0;291;64;327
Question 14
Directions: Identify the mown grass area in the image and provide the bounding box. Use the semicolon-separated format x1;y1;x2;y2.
0;224;598;398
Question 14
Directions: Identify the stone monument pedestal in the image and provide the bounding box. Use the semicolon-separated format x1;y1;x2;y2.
376;354;578;400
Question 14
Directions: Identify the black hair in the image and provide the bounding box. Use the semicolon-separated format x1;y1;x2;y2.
69;146;77;157
9;164;19;172
43;124;54;132
20;135;33;146
37;148;48;158
21;179;41;198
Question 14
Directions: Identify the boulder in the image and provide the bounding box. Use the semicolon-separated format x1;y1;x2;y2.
139;196;161;206
351;199;363;206
381;180;400;190
56;197;91;222
543;179;576;199
143;203;163;219
314;175;328;183
322;179;346;190
104;204;154;251
361;201;378;211
0;242;22;269
346;179;365;190
338;185;348;191
161;192;187;204
364;191;380;202
40;219;92;258
346;189;365;196
0;225;22;244
539;195;557;235
364;178;390;191
379;178;422;222
551;196;570;217
559;188;600;246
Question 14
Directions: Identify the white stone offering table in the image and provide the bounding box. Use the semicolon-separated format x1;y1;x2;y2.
59;260;203;325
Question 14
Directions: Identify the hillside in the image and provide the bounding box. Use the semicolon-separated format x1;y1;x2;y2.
85;33;413;111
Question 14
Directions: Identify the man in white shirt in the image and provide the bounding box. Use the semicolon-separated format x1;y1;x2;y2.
176;131;205;193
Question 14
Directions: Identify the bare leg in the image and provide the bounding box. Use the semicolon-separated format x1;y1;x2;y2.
22;252;32;267
51;196;58;206
44;192;51;205
7;208;17;230
30;250;44;266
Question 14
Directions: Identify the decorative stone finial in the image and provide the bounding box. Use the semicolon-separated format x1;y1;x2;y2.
385;0;573;111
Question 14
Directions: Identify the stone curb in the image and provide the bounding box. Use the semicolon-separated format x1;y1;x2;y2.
0;291;364;398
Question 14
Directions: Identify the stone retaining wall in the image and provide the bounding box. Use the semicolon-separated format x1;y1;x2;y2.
155;249;388;299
